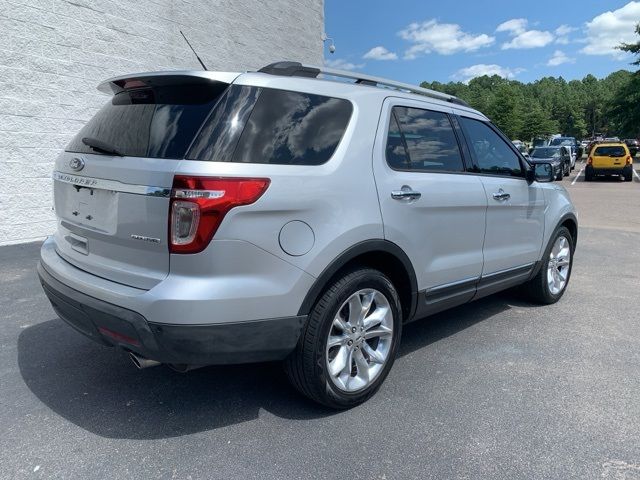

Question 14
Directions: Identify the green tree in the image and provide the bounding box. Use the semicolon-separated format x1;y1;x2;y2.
486;84;523;139
610;23;640;138
521;102;557;141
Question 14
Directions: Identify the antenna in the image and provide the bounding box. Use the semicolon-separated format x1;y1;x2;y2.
179;30;208;71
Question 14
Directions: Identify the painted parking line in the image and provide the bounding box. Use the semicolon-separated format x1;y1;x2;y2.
571;165;585;185
634;169;640;181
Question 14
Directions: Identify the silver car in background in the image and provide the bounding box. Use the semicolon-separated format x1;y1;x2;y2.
38;62;578;408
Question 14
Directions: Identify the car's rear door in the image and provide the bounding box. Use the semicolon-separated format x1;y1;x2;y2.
373;98;487;317
52;73;234;289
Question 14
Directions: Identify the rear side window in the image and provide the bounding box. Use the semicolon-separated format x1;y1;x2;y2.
188;86;353;165
460;117;523;177
386;106;464;172
65;83;227;159
594;146;626;157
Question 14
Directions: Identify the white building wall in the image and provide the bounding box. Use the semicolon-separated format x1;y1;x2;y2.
0;0;324;245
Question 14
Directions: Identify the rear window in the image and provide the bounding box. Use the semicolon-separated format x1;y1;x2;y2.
594;146;626;157
65;83;228;159
188;86;352;165
550;138;575;146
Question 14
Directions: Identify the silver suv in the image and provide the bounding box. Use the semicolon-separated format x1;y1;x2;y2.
38;62;577;408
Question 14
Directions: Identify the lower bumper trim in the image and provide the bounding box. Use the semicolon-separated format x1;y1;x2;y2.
37;261;306;365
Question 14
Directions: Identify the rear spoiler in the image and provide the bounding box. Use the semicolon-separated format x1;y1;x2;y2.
97;71;241;95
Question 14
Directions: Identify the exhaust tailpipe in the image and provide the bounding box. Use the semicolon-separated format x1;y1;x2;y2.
129;352;161;369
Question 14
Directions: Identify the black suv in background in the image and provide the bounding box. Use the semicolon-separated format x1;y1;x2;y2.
624;139;639;156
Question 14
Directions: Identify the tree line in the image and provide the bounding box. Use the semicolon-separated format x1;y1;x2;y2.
420;25;640;141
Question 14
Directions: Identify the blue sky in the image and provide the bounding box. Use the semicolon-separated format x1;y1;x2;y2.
324;0;640;84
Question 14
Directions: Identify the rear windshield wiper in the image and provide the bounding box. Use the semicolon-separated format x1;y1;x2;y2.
82;137;123;156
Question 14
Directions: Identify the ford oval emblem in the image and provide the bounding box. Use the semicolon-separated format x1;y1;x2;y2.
69;157;85;172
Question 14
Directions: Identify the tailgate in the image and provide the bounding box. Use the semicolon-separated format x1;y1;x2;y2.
53;153;175;290
51;73;234;289
592;145;628;169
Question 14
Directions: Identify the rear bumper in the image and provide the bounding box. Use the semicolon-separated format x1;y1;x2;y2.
38;262;306;365
586;165;631;176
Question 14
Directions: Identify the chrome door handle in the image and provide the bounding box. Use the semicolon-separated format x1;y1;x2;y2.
492;189;510;201
391;187;421;200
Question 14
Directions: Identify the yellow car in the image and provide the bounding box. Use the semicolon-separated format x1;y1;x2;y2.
585;142;634;182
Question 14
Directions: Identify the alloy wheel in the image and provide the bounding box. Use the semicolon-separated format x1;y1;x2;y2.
325;289;394;392
547;236;571;295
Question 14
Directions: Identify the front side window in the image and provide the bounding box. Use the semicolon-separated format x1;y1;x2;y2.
188;86;353;165
386;106;464;172
460;117;523;177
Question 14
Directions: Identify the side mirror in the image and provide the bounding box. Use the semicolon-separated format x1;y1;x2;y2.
530;162;554;183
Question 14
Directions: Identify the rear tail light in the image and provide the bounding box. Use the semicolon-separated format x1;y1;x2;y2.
587;157;592;165
169;176;270;254
625;155;632;165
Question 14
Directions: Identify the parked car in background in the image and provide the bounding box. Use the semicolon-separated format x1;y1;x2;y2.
529;146;571;180
513;141;530;159
532;138;549;150
624;139;639;156
586;142;634;182
549;136;580;167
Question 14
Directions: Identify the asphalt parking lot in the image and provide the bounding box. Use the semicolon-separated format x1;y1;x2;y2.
2;158;640;479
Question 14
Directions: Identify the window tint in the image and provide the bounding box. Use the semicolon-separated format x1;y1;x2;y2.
594;146;626;157
385;113;410;169
189;86;352;165
460;117;523;177
388;107;464;172
66;83;227;159
531;147;561;158
232;88;352;165
187;85;261;162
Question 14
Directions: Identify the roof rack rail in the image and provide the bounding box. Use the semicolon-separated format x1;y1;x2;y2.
257;61;469;107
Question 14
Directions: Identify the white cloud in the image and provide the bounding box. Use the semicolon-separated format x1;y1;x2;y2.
502;30;554;49
555;24;577;44
547;50;575;66
555;24;576;36
452;64;524;83
399;20;494;58
581;1;640;58
363;46;398;61
497;18;554;49
324;58;364;71
496;18;528;35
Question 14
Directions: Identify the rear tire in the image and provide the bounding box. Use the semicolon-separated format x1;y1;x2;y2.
523;226;574;305
284;268;402;409
585;167;593;181
624;167;633;182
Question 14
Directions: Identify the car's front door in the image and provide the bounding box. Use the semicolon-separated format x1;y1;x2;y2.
373;99;487;317
457;115;546;296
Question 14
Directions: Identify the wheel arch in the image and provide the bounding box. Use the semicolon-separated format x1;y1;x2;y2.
558;212;578;248
297;240;418;322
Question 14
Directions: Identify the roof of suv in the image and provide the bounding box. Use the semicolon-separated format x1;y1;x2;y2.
97;63;488;120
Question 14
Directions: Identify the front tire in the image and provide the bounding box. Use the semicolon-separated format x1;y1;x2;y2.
523;226;574;304
284;268;402;409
